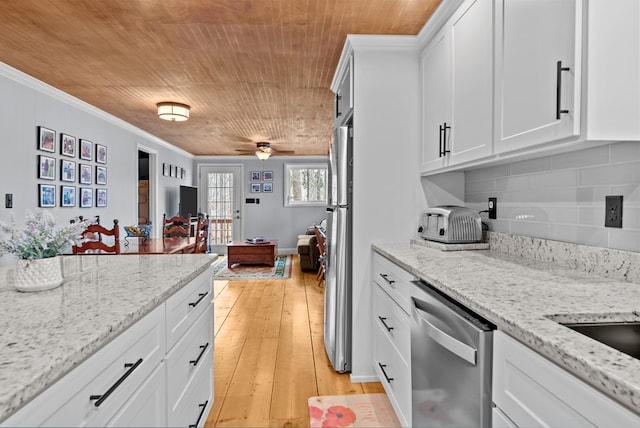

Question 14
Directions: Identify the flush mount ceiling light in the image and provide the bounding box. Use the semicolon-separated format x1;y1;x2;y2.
156;102;190;122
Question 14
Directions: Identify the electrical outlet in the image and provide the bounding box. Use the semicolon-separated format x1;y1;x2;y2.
605;195;623;228
488;197;497;219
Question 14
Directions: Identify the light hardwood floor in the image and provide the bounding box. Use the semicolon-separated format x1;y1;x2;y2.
205;255;384;427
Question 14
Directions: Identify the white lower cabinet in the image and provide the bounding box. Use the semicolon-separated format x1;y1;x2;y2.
492;331;640;427
372;252;414;428
1;268;214;427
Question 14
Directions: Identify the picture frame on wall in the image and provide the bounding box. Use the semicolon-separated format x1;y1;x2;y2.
60;133;76;157
250;171;261;182
79;164;92;184
39;184;56;207
61;186;76;207
38;126;55;152
180;168;186;179
96;166;107;185
96;189;107;207
163;163;170;177
38;155;55;180
263;182;273;193
250;183;261;193
80;139;93;161
170;165;176;178
60;159;76;182
95;144;107;164
80;187;93;208
263;171;273;181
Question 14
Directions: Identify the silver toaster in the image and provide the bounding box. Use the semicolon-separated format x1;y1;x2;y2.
420;205;482;243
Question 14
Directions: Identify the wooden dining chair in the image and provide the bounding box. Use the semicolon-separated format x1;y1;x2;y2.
193;214;209;254
163;213;190;238
314;226;326;285
72;219;120;254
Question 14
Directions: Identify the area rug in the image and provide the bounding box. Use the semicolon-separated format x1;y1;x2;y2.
308;394;401;428
212;255;292;280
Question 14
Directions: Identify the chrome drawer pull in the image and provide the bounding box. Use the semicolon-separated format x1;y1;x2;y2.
189;400;209;428
378;363;394;383
188;291;209;308
378;316;394;332
89;358;143;407
379;273;395;285
189;343;210;366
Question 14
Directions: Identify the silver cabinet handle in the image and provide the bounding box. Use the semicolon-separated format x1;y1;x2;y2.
379;273;395;285
556;60;570;119
414;304;477;366
378;316;394;332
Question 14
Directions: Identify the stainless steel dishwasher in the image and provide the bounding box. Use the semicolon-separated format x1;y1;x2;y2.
410;280;494;427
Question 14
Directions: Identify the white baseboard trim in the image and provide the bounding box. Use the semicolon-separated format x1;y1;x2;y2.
350;374;379;383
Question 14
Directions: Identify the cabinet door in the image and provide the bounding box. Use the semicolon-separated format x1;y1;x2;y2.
421;29;449;172
495;0;580;153
449;0;493;165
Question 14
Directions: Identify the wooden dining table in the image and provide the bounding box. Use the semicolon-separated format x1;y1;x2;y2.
121;236;197;254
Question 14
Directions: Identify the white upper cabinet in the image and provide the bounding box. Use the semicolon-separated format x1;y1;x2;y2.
421;0;493;173
494;0;580;153
333;55;353;127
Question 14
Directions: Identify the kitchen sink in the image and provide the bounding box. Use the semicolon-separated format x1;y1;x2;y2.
561;321;640;360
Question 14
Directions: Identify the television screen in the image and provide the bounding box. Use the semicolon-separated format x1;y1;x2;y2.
179;185;198;218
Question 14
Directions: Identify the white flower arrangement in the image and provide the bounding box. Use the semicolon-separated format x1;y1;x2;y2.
0;210;85;260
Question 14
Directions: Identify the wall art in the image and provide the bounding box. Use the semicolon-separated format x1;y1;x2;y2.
60;159;76;182
250;171;261;182
95;144;107;164
96;166;107;185
96;189;107;207
79;164;92;184
250;183;261;193
38;155;55;180
61;186;76;207
38;126;55;152
263;182;273;193
60;133;76;157
80;187;93;208
39;184;56;207
80;139;93;161
263;171;273;181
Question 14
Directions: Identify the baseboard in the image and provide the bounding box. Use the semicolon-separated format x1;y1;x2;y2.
277;247;296;255
350;374;379;383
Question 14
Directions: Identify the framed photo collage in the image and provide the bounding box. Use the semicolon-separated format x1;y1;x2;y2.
37;126;108;208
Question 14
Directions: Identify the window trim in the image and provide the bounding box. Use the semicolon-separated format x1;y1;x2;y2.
283;163;328;207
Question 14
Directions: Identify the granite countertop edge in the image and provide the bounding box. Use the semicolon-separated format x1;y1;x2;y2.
0;254;216;423
372;242;640;416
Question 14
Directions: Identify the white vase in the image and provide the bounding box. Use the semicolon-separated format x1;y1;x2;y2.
14;257;63;292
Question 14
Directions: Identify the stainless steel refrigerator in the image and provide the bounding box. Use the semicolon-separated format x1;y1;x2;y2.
325;123;353;373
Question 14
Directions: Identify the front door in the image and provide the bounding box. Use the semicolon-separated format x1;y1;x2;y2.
199;165;243;254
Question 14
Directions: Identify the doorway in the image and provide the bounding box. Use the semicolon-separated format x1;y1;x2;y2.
137;146;158;236
199;165;243;254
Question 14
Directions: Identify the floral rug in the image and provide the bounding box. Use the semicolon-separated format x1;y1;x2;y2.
212;255;292;280
308;394;400;428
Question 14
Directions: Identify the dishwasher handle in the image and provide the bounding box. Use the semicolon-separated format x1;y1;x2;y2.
413;300;477;366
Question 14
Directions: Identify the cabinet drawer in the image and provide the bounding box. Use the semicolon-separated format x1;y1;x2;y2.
107;363;167;427
373;284;410;364
168;343;213;427
166;268;213;350
373;320;411;428
493;331;640;427
166;304;213;413
372;252;415;315
4;305;166;427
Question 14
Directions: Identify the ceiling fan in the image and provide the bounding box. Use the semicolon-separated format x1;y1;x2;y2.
235;142;295;160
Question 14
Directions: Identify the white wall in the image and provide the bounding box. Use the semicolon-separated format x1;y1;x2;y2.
464;142;640;252
0;63;194;262
193;156;328;253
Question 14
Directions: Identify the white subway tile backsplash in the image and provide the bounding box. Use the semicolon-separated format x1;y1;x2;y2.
495;175;529;192
529;170;577;188
551;145;609;170
610;141;640;163
510;156;552;175
578;162;640;186
609;229;640;252
463;142;640;251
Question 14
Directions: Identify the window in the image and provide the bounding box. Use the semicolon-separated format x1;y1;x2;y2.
284;163;328;207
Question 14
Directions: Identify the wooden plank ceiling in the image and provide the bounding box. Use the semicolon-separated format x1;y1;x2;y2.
0;0;441;156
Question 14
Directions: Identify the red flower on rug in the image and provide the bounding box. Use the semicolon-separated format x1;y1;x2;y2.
309;405;324;421
322;405;357;427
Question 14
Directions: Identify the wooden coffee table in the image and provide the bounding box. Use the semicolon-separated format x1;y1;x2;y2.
227;240;278;268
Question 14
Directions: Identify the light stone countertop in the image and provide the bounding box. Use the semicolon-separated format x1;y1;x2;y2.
0;253;216;423
372;240;640;416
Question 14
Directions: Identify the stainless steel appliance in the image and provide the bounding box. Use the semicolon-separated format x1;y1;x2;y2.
324;122;353;373
420;205;482;243
411;280;494;427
